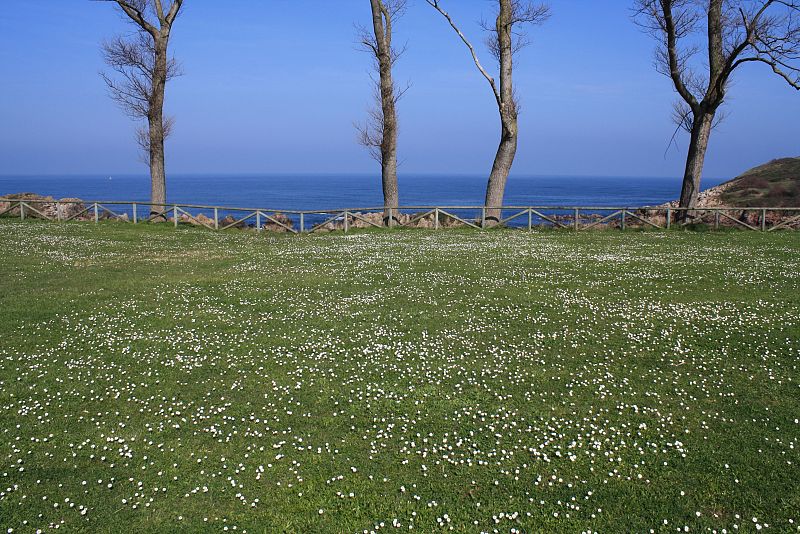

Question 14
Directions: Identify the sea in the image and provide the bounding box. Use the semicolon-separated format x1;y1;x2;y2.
0;173;727;228
0;174;725;209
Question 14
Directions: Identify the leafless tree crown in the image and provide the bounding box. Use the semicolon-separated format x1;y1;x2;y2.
634;0;800;123
357;0;408;67
101;32;181;120
356;0;409;164
99;0;184;156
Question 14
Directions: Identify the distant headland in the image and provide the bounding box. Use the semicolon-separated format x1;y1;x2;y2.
661;157;800;208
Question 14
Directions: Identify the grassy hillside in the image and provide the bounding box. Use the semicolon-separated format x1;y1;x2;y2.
0;221;798;533
719;157;800;206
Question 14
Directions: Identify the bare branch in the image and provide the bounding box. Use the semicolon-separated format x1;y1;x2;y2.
425;0;502;106
635;0;703;108
671;99;694;133
164;0;184;26
355;101;385;163
135;115;174;163
96;0;159;36
356;24;407;67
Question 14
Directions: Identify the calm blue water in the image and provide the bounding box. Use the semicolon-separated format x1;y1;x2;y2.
0;174;725;209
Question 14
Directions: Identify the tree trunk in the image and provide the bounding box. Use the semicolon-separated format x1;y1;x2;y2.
370;0;400;226
377;44;399;226
678;111;714;216
484;0;517;226
381;147;399;225
484;114;517;223
148;37;168;215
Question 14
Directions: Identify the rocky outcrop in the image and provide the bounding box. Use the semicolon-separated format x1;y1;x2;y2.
57;198;90;220
192;213;216;228
219;215;246;229
657;180;737;210
313;211;470;231
261;213;294;232
163;212;295;232
0;193;88;220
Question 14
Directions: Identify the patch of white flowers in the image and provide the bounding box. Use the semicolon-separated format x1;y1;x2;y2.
0;222;798;532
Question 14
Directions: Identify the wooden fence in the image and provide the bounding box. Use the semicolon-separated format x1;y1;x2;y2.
1;199;799;232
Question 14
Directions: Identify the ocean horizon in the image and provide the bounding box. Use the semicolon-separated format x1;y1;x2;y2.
0;173;727;210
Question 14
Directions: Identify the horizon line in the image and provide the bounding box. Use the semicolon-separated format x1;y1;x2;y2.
0;172;724;181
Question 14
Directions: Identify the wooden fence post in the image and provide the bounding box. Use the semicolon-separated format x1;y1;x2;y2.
574;208;579;231
133;203;138;224
344;211;349;233
434;207;439;230
761;208;767;232
620;210;625;231
528;208;532;231
666;208;671;230
94;203;99;223
300;213;305;233
214;208;219;230
173;206;178;228
256;211;262;231
20;202;25;221
481;207;486;229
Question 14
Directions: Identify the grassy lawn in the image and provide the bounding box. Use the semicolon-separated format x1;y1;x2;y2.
0;220;798;533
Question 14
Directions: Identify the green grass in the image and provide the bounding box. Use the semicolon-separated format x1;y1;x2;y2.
0;220;799;533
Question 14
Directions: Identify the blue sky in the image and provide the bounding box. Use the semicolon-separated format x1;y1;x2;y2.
0;0;797;178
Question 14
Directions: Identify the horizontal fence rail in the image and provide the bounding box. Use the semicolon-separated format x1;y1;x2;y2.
1;199;799;233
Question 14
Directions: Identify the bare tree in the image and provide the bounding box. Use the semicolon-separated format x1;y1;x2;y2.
99;0;184;214
635;0;800;214
357;0;407;226
427;0;549;224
